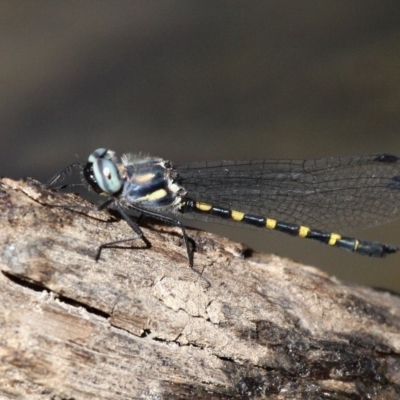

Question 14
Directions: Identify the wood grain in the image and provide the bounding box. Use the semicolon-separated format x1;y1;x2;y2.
0;178;399;399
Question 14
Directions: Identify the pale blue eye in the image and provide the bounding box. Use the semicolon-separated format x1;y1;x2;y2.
90;149;123;194
88;148;107;164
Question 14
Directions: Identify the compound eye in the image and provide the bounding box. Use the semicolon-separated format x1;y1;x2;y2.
103;166;112;180
88;148;108;163
92;156;123;195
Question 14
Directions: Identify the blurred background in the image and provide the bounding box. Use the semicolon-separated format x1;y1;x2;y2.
1;1;400;292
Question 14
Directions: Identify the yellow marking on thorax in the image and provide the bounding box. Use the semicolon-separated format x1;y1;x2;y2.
298;226;310;237
137;188;168;202
231;210;245;221
328;233;341;245
353;239;359;251
266;218;277;229
195;202;213;212
134;172;156;183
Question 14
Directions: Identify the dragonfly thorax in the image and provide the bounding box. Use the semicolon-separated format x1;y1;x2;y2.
120;154;187;209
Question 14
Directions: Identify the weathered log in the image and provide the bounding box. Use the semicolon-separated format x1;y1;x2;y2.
0;177;399;399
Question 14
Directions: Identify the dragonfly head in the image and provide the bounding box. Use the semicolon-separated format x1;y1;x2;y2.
84;148;123;195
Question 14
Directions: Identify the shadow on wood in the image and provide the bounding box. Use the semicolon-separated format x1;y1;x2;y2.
0;178;400;399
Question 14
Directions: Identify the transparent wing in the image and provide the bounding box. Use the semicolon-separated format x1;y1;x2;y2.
177;154;400;232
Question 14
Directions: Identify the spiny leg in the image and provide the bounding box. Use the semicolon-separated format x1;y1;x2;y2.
47;163;84;187
46;189;152;262
95;200;151;261
47;181;209;285
123;202;209;287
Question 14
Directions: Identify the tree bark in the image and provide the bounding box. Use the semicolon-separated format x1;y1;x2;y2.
0;177;400;399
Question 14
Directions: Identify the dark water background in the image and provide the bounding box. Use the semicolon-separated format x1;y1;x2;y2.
1;2;400;292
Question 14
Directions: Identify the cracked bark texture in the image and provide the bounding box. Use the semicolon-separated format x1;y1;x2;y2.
0;178;400;400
